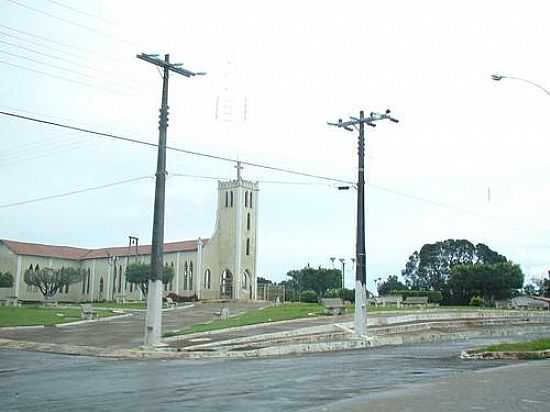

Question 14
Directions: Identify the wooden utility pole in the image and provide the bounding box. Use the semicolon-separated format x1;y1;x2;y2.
327;109;398;337
137;53;205;347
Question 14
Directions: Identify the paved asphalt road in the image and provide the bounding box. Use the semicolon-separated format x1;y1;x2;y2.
2;333;549;412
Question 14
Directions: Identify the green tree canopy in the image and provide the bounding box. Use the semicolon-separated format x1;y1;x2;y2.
23;267;81;300
377;275;407;296
448;261;524;305
125;263;175;296
285;266;341;298
0;272;13;288
401;239;507;292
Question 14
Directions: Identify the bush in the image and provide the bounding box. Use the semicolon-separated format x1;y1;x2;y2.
300;290;318;303
469;296;484;306
323;288;341;298
342;288;355;303
389;289;442;303
0;272;13;288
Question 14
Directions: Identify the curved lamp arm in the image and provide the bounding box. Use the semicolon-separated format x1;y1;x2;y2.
492;74;550;98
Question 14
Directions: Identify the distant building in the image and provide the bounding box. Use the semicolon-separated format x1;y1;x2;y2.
0;174;258;302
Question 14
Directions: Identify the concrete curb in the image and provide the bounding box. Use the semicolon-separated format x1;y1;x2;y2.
461;349;550;360
55;313;134;328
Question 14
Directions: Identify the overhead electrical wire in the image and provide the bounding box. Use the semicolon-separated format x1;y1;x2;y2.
0;176;154;209
45;0;112;24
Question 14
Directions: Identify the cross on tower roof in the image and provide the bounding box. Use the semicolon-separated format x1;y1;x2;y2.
234;161;244;182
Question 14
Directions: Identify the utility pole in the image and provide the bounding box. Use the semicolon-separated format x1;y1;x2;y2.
137;53;205;347
328;110;398;337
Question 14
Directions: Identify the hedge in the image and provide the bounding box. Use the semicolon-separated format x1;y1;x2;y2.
389;289;443;303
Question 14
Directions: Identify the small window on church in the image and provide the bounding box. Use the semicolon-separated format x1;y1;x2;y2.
245;191;248;207
225;191;229;207
250;192;253;209
230;191;234;207
246;238;250;256
247;213;251;231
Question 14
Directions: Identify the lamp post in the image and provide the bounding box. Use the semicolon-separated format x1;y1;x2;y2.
338;258;346;298
328;110;399;337
491;74;550;97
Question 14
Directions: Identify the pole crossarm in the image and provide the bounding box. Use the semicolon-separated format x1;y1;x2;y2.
327;109;399;131
137;53;206;77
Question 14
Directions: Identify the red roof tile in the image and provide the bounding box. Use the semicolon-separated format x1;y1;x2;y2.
0;239;207;261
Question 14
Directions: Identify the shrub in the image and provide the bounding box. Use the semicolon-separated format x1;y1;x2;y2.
300;290;318;303
0;272;13;288
469;295;484;306
323;288;341;298
342;288;355;303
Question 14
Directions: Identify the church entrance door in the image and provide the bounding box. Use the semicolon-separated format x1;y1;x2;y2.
220;270;233;299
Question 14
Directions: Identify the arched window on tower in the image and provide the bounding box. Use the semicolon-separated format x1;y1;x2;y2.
230;191;234;207
225;191;229;207
250;192;253;209
247;213;251;231
246;238;250;256
244;191;248;207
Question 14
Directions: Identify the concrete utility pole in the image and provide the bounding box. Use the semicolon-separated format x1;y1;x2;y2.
137;53;205;347
328;110;398;337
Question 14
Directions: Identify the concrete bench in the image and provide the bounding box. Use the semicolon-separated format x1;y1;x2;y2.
80;304;99;320
214;307;230;320
403;296;429;307
321;298;345;315
376;295;403;308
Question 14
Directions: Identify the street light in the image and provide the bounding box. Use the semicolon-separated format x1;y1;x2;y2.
491;74;550;97
338;258;346;298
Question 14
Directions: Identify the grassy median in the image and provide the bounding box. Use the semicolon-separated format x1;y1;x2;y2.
475;338;550;353
0;305;113;327
164;303;324;337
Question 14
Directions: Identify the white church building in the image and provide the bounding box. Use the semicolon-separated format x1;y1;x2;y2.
0;174;259;302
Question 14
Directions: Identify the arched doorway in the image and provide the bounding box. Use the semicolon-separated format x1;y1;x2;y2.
220;269;233;299
243;270;253;299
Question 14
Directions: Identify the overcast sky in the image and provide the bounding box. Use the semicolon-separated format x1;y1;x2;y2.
1;0;549;291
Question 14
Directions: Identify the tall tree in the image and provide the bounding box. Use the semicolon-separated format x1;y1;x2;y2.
448;261;524;305
402;239;508;292
126;263;174;296
24;267;81;301
285;266;341;298
377;275;407;296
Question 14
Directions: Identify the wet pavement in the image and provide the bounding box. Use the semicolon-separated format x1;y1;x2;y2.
2;333;549;411
0;302;265;348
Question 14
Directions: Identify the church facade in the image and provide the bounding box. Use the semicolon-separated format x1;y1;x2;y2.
0;176;259;302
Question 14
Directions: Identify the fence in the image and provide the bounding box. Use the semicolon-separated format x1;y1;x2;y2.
256;284;286;303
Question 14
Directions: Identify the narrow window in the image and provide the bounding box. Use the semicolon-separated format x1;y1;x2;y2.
225;191;229;207
247;213;251;231
112;266;117;296
86;270;91;295
118;265;122;293
184;262;188;290
250;192;253;209
230;191;234;207
169;262;174;291
245;191;248;207
189;262;194;290
82;272;86;294
246;238;250;256
35;264;40;271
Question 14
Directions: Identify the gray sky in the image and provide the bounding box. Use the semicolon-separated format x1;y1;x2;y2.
1;0;549;291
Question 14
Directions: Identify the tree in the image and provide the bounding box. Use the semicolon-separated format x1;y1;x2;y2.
447;262;524;305
257;276;273;285
24;267;81;301
0;272;13;288
377;275;407;296
285;266;341;299
125;263;175;296
402;239;508;293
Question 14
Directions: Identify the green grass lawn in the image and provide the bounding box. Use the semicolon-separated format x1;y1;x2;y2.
475;338;550;353
87;302;146;310
165;303;324;337
0;305;114;327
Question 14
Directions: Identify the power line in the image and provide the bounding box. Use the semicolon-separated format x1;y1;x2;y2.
6;0;137;47
0;110;354;185
46;0;112;24
0;176;153;209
